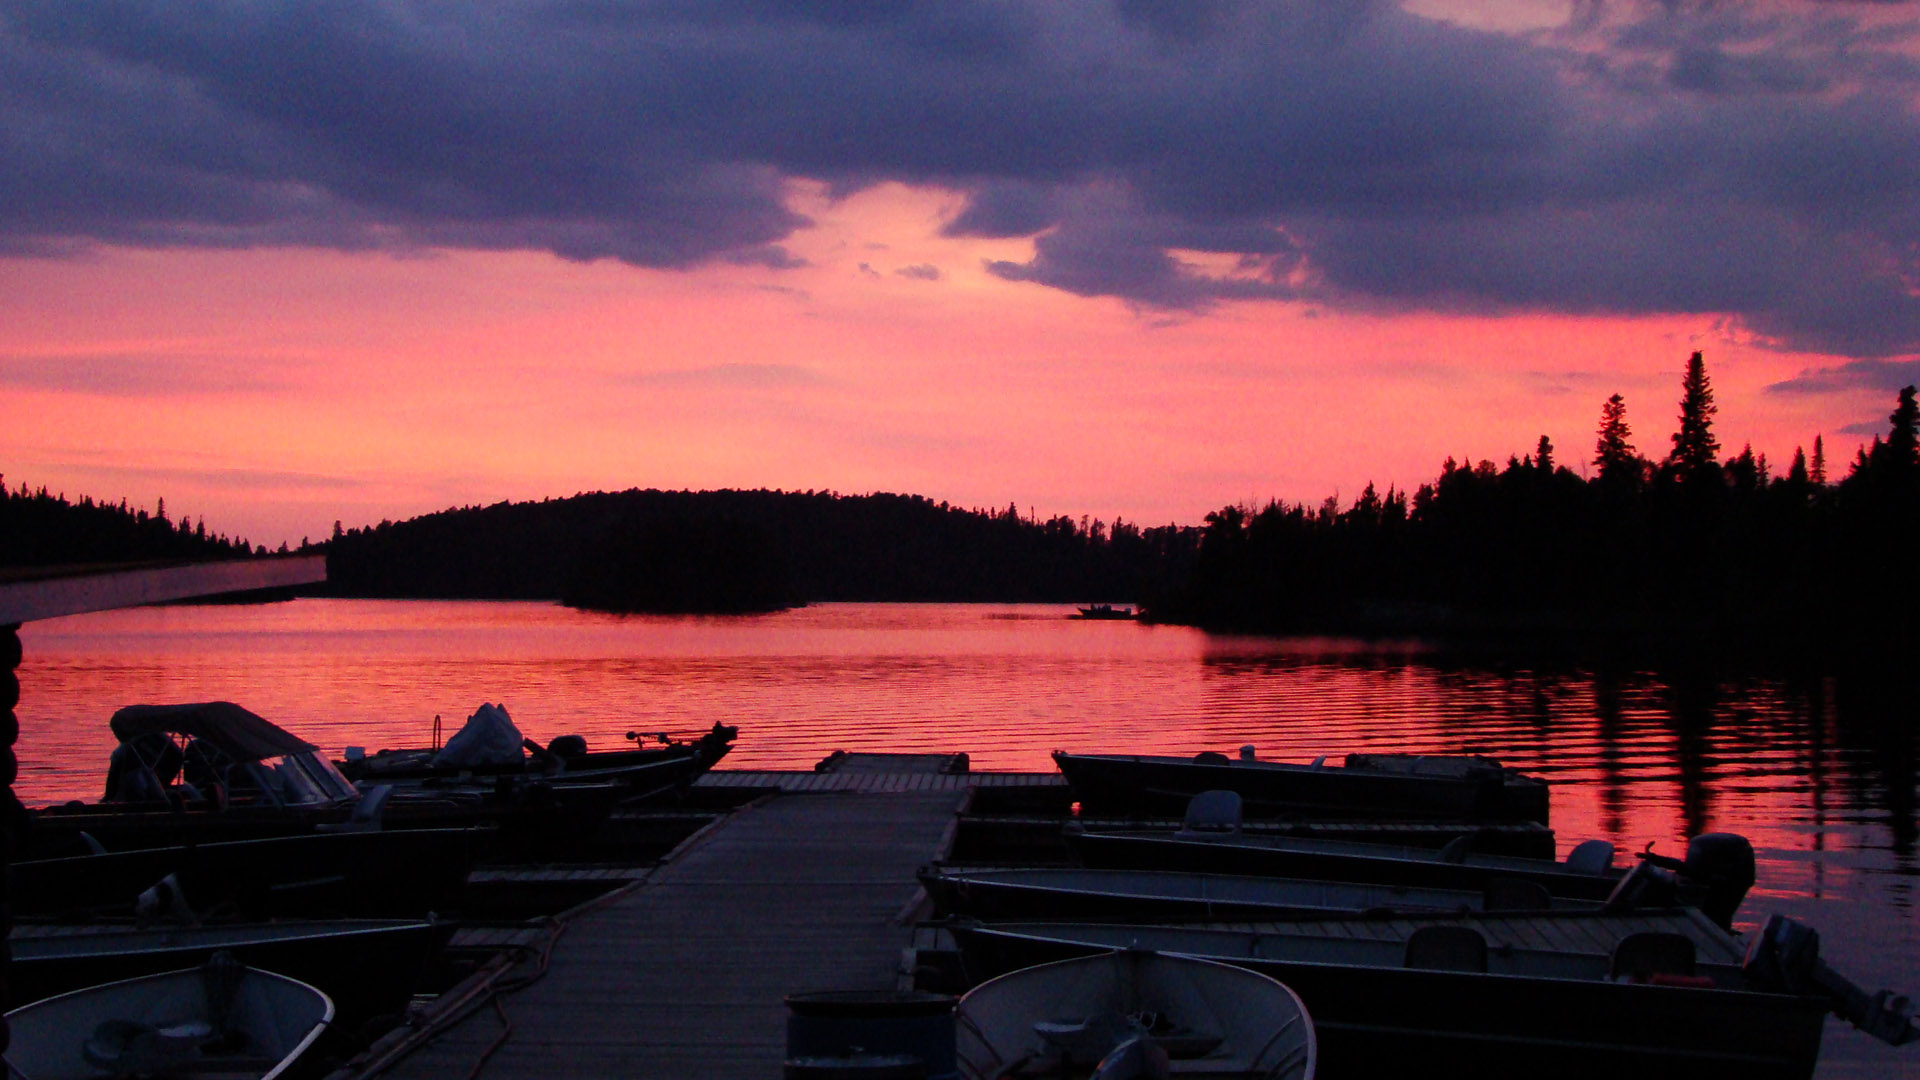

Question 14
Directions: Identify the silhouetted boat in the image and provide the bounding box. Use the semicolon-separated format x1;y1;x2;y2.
955;949;1315;1079
8;917;447;1026
4;954;332;1080
953;910;1834;1080
1054;749;1550;823
919;865;1602;923
953;811;1558;862
10;827;484;918
338;721;738;797
1066;829;1758;930
27;702;623;860
1075;605;1136;620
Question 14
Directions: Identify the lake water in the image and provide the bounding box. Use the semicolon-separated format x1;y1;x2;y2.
13;599;1919;1077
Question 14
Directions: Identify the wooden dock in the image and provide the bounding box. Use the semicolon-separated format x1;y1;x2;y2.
360;780;968;1080
695;768;1065;793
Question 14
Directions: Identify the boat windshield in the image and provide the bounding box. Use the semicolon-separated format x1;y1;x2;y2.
228;752;358;807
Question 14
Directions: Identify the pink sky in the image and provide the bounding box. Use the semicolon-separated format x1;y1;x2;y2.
4;5;1915;547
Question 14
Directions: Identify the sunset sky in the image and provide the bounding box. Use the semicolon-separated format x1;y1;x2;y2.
5;0;1920;547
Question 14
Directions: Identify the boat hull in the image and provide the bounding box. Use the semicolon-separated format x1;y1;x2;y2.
10;827;483;918
956;949;1315;1079
921;866;1598;922
953;923;1826;1080
8;918;449;1026
1054;751;1549;824
1068;831;1620;901
4;961;333;1080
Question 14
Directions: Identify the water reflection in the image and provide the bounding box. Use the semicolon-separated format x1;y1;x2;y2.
13;601;1920;1077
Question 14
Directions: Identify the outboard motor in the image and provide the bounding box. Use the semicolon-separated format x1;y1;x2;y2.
1683;833;1756;929
1639;833;1755;930
1744;914;1919;1046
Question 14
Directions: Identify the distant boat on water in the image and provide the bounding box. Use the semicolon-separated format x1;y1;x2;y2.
1076;604;1136;620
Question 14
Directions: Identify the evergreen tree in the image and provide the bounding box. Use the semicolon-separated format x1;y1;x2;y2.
1811;435;1827;486
1882;385;1918;469
1668;351;1720;483
1787;447;1809;486
1534;435;1554;474
1593;394;1639;483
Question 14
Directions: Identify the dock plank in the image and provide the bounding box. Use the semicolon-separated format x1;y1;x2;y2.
372;788;964;1080
695;769;1062;792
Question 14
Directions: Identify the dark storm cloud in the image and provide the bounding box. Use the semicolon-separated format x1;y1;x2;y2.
1768;357;1920;395
6;1;1920;358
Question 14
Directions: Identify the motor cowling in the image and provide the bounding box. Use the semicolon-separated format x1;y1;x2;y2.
1683;833;1756;930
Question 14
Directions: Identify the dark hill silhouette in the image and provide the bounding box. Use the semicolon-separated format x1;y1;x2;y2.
322;489;1195;609
562;516;797;614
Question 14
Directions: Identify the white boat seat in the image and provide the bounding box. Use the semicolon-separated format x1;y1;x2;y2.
1564;839;1616;875
1176;790;1243;839
318;783;392;833
1403;925;1489;972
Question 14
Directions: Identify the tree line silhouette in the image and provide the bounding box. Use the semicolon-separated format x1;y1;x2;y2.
321;490;1196;612
1150;353;1920;651
10;350;1916;640
0;478;258;569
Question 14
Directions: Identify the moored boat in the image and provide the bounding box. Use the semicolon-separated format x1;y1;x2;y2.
4;954;333;1080
10;827;484;919
8;917;448;1026
27;702;626;860
920;865;1602;923
952;910;1843;1080
1054;749;1550;823
955;948;1315;1079
1066;827;1758;929
338;717;738;795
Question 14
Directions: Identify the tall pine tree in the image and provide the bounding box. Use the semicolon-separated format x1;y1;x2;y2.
1667;351;1720;485
1593;393;1639;484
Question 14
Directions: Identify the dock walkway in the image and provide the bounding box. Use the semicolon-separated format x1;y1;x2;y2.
372;783;966;1080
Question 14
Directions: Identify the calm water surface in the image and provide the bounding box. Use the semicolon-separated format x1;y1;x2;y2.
14;600;1920;1077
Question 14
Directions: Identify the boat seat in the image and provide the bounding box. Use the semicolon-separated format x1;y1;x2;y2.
319;784;392;833
1481;877;1553;911
1403;925;1489;972
1564;839;1616;875
1176;790;1243;838
1610;932;1697;982
1435;834;1474;863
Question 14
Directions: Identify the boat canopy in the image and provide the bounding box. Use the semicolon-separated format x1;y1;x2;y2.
108;702;318;763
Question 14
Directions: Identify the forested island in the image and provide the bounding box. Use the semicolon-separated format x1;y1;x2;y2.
322;490;1196;613
1153;354;1920;651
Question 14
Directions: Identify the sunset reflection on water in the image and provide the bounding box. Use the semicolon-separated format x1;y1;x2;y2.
15;600;1919;1077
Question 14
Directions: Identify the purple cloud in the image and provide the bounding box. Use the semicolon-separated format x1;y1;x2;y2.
3;1;1920;356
